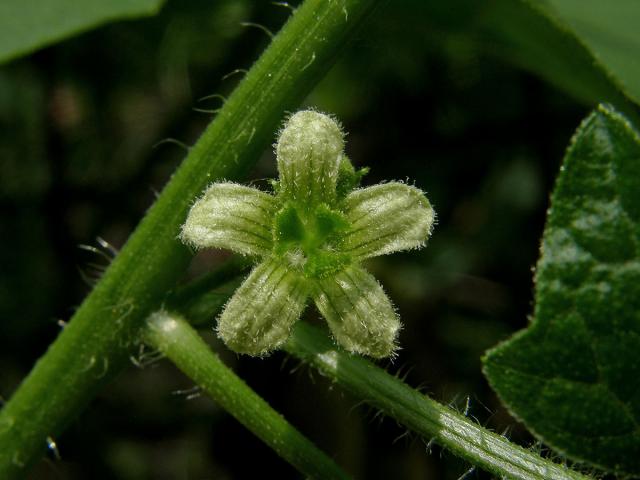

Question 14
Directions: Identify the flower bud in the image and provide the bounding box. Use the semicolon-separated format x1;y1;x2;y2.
276;110;344;208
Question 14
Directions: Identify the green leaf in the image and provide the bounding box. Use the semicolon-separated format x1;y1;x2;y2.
0;0;164;65
476;0;640;119
543;0;640;105
483;105;640;475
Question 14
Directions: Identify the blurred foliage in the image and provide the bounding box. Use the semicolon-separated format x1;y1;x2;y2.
0;0;635;479
0;0;164;64
543;0;640;104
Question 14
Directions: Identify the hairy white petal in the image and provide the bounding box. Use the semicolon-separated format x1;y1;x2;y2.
217;259;309;356
313;265;400;358
276;110;344;207
340;182;435;260
180;183;278;257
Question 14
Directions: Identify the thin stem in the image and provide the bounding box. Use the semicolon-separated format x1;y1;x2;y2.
0;0;382;476
285;323;591;480
150;262;592;480
143;312;350;480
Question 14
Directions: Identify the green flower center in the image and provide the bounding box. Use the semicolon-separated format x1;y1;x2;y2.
273;203;352;278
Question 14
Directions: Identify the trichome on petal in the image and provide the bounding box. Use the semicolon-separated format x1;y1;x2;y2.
180;110;435;358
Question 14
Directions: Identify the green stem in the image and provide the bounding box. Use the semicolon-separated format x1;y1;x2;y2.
149;261;592;480
284;323;591;480
143;312;350;480
0;0;382;476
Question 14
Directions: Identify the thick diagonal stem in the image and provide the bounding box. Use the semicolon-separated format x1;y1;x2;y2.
0;0;382;476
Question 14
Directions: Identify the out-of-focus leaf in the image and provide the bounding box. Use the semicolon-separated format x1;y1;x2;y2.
483;104;640;476
478;0;638;117
0;0;164;65
0;68;48;198
543;0;640;105
401;0;640;120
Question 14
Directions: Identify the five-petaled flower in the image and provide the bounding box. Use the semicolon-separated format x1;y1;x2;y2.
181;110;435;358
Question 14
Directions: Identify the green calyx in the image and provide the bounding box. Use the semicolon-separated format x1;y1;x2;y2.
273;203;352;278
336;156;369;200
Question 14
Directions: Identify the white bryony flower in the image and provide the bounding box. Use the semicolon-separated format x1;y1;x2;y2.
181;110;435;358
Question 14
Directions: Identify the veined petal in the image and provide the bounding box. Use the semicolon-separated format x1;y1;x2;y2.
217;259;308;356
181;183;278;257
276;110;344;208
340;182;435;260
313;265;400;358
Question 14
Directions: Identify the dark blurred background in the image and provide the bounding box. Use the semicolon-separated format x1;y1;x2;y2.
0;0;590;478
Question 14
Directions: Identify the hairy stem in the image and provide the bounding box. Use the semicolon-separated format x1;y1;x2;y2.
151;261;592;480
0;0;382;476
285;323;591;480
143;312;350;480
